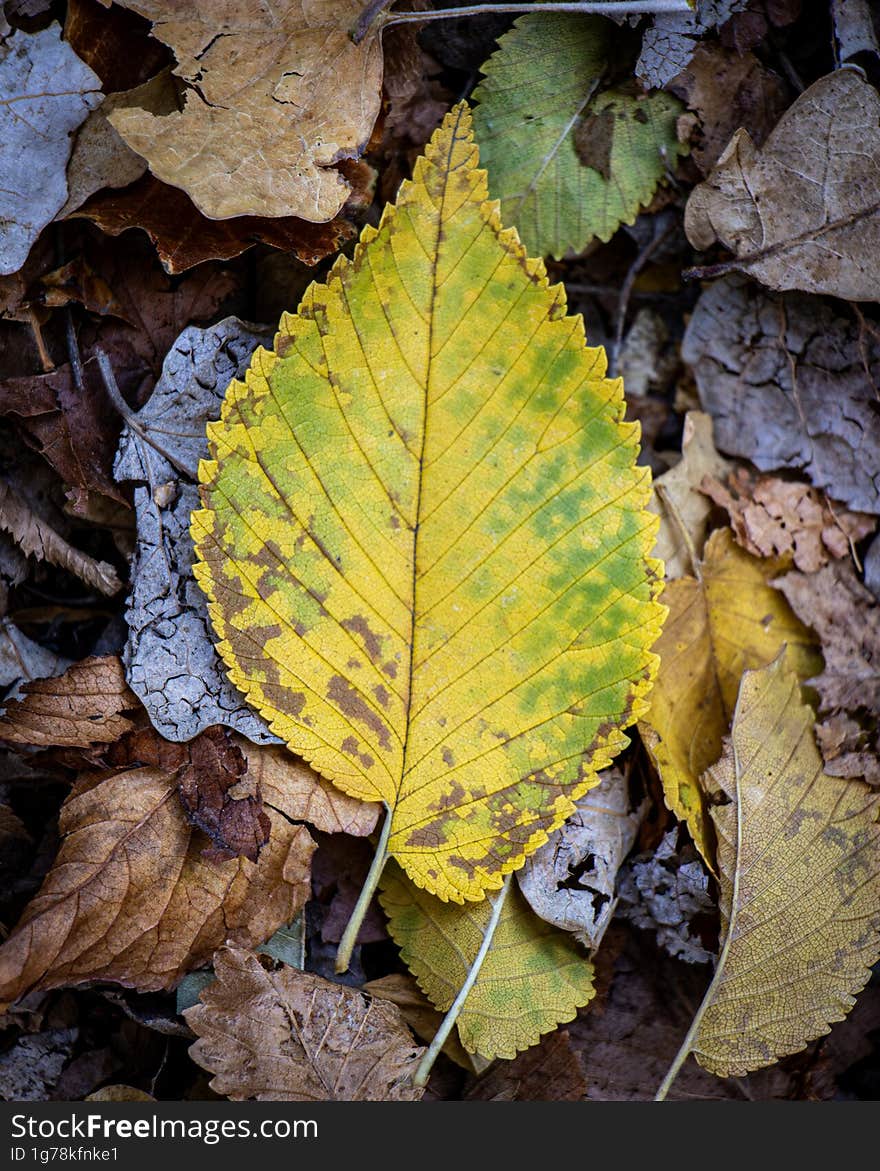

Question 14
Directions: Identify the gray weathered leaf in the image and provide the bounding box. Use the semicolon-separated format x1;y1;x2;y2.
517;768;644;950
114;317;277;743
636;1;747;89
685;70;880;301
682;276;880;514
617;829;714;964
0;1028;77;1101
0;24;102;274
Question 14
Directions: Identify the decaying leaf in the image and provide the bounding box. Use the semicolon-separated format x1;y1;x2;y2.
682;276;880;515
664;653;880;1082
177;726;271;863
114;317;277;745
193;105;663;903
636;2;749;89
245;745;380;838
0;747;316;1009
685;70;880;301
109;0;383;222
0;621;70;699
0;1028;78;1101
472;15;686;258
649;411;733;580
86;1086;154;1102
0;656;139;747
0;478;121;596
639;528;821;867
465;1030;586;1101
775;560;880;785
0;24;102;274
617;828;714;965
380;862;595;1060
186;947;424;1101
702;466;874;573
517;767;644;950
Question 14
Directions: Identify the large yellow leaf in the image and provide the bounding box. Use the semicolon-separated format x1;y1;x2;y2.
192;105;664;902
379;862;595;1060
639;528;820;867
658;653;880;1091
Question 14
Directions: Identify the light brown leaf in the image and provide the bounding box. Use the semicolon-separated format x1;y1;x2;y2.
685;70;880;301
649;411;733;580
0;656;139;747
0;761;315;1009
109;0;384;221
0;479;122;596
702;466;874;573
186;948;424;1101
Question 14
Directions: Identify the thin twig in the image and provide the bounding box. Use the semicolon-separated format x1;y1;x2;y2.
335;805;392;974
95;349;192;479
352;1;693;42
608;217;675;378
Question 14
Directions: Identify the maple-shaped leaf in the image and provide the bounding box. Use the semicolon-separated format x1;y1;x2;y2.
192;104;664;903
471;14;686;259
379;862;595;1060
639;528;820;867
658;652;880;1091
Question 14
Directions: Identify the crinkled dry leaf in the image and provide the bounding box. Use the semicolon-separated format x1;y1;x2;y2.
0;752;315;1009
639;528;821;867
465;1030;586;1101
683;276;880;515
193;106;663;902
0;1028;78;1102
114;317;276;745
109;0;383;221
0;479;122;597
815;712;880;789
246;745;380;837
472;14;686;258
649;411;733;580
380;862;595;1060
0;24;102;274
0;656;139;747
186;947;424;1101
702;467;874;573
86;1086;154;1102
636;2;749;89
617;828;714;965
177;726;271;862
685;70;880;301
675;653;880;1079
517;767;644;950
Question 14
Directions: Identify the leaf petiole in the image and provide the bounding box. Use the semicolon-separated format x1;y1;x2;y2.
412;874;512;1088
335;804;392;974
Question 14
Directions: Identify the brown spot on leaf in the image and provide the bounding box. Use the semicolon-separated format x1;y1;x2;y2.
574;107;615;180
177;726;271;863
327;675;392;750
382;660;398;680
442;747;455;767
342;614;384;663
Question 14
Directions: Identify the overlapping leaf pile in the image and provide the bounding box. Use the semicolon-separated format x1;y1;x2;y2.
1;0;879;1105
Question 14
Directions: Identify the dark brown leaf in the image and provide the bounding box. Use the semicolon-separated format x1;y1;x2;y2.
465;1031;586;1101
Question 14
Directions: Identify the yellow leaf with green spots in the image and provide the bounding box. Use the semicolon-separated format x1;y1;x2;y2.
191;104;664;904
471;13;687;258
379;861;595;1060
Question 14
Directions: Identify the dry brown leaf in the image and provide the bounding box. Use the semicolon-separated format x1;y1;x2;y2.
702;466;874;573
775;560;880;785
685;70;880;301
0;478;122;596
71;172;360;275
465;1030;586;1101
64;0;171;93
86;1085;155;1102
0;759;315;1008
668;43;789;174
649;411;734;580
177;726;271;863
0;656;139;747
245;745;381;838
186;948;424;1101
109;0;384;221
